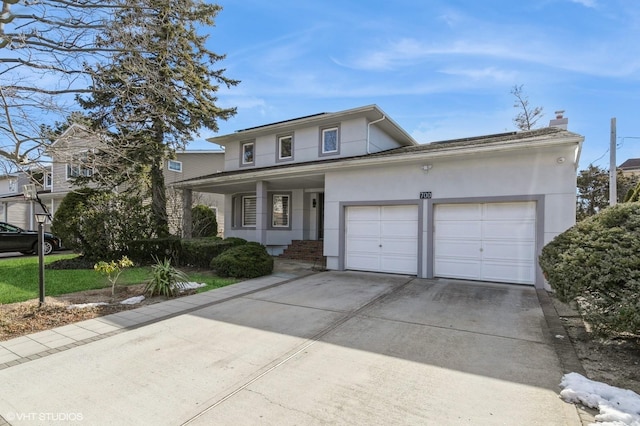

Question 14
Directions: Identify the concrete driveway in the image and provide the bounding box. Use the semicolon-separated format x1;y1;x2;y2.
0;271;580;425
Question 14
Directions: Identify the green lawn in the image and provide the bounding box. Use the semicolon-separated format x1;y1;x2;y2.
0;254;238;304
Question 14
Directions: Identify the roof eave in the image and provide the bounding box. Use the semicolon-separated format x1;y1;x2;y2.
177;132;584;189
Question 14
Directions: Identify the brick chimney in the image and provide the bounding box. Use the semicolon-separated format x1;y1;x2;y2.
549;110;568;130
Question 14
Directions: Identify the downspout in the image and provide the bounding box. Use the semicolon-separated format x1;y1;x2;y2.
367;115;386;154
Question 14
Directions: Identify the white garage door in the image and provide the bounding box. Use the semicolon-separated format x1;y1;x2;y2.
434;202;536;284
346;205;418;275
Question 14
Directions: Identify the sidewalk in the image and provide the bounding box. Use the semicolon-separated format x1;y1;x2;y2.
0;260;319;371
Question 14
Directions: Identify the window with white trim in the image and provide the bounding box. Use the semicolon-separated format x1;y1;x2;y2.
321;126;339;154
278;135;293;160
167;159;182;172
242;196;257;227
241;142;255;165
272;194;290;227
66;150;94;179
44;173;52;189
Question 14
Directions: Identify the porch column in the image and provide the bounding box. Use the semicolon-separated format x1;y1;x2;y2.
255;181;268;245
182;188;193;239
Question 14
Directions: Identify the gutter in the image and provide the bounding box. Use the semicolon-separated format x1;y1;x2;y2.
367;114;386;154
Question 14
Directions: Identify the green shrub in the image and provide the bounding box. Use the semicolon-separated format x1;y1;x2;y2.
144;257;190;298
180;237;236;268
223;237;249;247
52;189;154;261
192;205;218;238
210;243;273;278
539;202;640;336
127;237;182;265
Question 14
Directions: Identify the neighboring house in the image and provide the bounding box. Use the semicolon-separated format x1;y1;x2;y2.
175;104;584;289
164;150;225;236
619;158;640;177
3;123;225;236
0;170;50;230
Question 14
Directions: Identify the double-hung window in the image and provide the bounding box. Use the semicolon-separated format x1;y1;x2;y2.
8;178;17;193
320;125;339;155
242;196;257;227
241;142;255;166
272;194;290;227
66;150;94;179
277;135;293;161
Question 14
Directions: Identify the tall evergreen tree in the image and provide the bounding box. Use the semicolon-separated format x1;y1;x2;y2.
79;0;238;237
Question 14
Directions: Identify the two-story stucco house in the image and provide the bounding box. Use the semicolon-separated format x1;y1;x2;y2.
176;104;584;289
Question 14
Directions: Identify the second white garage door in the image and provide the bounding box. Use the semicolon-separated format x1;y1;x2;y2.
434;202;537;284
346;205;418;275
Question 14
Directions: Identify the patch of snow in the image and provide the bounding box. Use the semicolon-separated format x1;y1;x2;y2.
67;302;108;310
560;372;640;425
555;334;565;339
174;282;206;291
120;295;145;305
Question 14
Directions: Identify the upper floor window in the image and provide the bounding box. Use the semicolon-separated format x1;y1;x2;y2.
66;150;94;180
277;134;293;162
167;159;182;173
8;178;17;193
320;125;340;155
44;173;52;189
241;141;255;166
242;196;257;227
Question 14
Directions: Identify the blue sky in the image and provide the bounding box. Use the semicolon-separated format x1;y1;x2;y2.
193;0;640;170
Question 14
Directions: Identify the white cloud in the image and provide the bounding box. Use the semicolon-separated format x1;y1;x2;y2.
439;66;517;83
568;0;597;8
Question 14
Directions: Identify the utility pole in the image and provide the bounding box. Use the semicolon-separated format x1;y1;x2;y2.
610;117;617;206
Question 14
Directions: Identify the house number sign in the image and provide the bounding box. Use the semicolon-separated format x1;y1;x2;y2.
419;191;432;199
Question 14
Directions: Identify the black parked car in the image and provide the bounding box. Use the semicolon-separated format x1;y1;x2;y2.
0;222;62;256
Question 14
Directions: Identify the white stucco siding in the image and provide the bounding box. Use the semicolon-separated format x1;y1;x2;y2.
368;125;400;153
323;143;579;282
222;116;411;172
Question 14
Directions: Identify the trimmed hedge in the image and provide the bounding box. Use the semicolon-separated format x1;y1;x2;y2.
180;238;234;268
210;243;274;278
539;202;640;336
127;237;251;269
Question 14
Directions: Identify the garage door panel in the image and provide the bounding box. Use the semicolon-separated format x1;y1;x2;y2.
436;221;482;239
346;254;380;271
481;261;535;284
380;220;418;238
381;205;417;221
347;221;380;236
435;240;481;259
435;204;482;220
434;202;536;285
483;221;535;239
434;259;482;280
346;237;379;253
346;205;418;275
381;256;419;274
347;207;380;221
381;239;419;256
482;241;536;262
